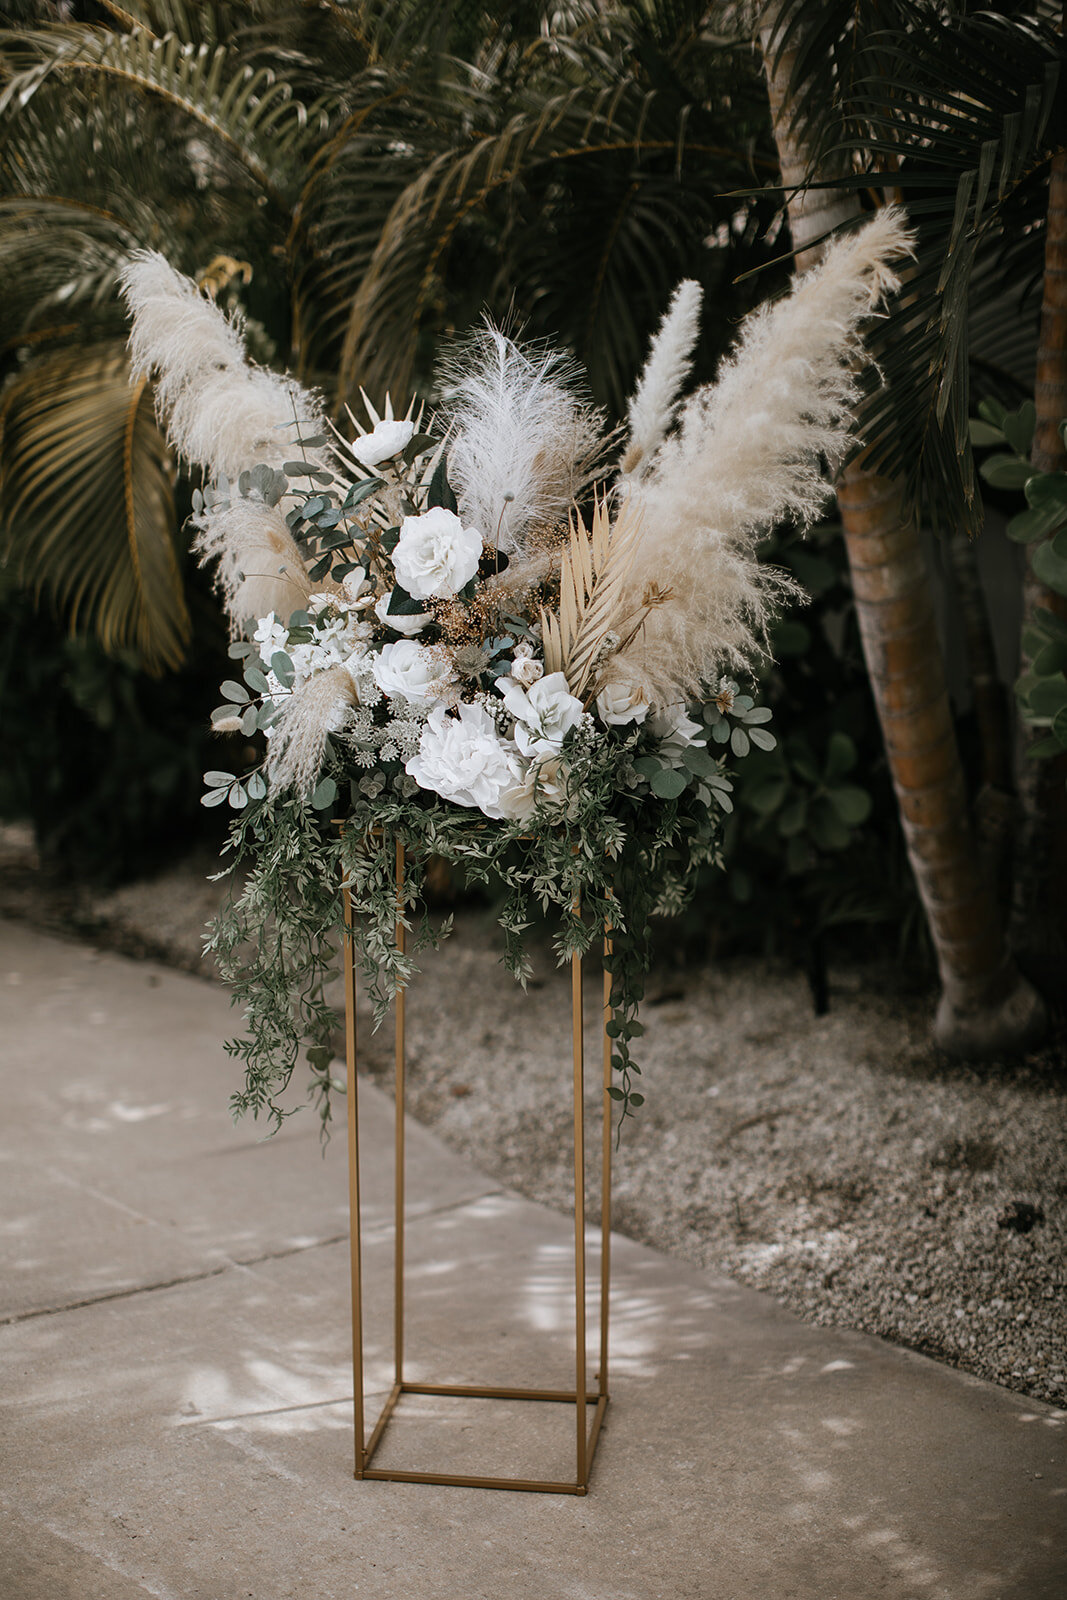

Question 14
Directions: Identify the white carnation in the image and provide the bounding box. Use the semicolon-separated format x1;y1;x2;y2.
392;506;483;600
498;671;584;757
350;418;415;467
406;700;526;819
372;639;453;708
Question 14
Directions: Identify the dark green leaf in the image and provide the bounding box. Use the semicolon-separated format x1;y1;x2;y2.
979;454;1033;490
1032;540;1067;597
827;783;872;826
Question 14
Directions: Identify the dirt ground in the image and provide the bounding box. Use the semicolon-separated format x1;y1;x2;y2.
2;821;1064;1411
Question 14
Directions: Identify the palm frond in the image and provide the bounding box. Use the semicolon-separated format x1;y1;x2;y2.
0;23;333;204
0;345;188;671
542;494;644;697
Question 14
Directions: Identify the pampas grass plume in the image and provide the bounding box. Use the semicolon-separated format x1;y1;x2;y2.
620;279;702;480
616;208;914;701
193;499;312;633
266;667;359;797
120;251;325;483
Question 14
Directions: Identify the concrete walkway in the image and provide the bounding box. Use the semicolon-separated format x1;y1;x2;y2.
1;918;1063;1600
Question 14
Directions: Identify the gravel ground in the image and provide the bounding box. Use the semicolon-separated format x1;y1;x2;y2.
2;823;1064;1410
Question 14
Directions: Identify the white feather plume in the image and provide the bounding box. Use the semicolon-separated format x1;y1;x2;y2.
620;278;703;481
615;208;915;700
119;251;326;482
438;323;608;556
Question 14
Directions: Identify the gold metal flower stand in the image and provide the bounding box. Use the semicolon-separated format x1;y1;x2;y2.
342;840;612;1494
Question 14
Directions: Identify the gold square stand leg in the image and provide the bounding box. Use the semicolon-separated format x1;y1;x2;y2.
342;841;612;1494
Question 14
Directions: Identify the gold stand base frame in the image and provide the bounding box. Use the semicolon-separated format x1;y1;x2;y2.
342;839;612;1495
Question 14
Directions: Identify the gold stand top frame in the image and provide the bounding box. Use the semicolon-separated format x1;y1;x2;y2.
342;836;613;1493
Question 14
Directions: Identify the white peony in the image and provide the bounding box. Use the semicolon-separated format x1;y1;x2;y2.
392;506;483;600
498;671;584;757
350;418;415;468
595;677;651;726
374;589;429;636
407;700;525;819
372;639;453;708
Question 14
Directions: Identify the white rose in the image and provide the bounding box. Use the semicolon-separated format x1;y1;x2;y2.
392;506;483;600
649;702;704;766
498;671;584;757
406;700;525;819
372;639;453;708
510;651;544;688
595;677;651;726
375;590;429;636
350;418;415;468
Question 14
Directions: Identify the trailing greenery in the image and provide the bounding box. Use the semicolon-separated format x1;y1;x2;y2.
206;692;746;1138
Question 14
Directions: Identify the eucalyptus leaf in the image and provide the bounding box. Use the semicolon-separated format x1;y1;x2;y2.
650;766;687;799
311;776;338;811
221;679;250;703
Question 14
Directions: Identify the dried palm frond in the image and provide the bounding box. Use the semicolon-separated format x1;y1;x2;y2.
540;494;645;698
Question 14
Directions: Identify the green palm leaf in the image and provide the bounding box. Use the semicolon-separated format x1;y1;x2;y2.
0;345;189;671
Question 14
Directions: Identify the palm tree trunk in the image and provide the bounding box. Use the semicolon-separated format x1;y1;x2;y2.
1012;149;1067;994
759;8;1045;1055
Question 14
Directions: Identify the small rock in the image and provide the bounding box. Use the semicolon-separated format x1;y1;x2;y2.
998;1201;1045;1235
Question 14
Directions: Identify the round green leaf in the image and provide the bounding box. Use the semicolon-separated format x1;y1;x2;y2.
650;766;687;800
220;679;250;703
730;725;750;758
748;727;777;751
827;784;872;826
204;770;236;788
823;730;856;782
200;788;229;808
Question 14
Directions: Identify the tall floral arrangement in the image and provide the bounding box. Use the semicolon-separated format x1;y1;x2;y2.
121;211;911;1132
